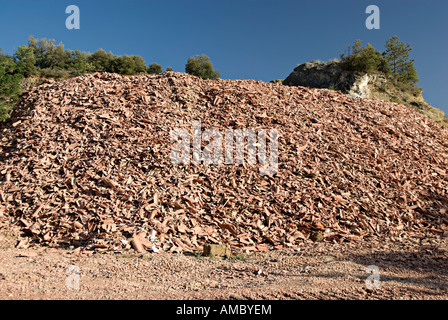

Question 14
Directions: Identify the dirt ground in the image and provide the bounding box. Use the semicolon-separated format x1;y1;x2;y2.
0;229;447;300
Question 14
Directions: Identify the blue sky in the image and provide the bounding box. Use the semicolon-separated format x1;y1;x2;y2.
0;0;447;113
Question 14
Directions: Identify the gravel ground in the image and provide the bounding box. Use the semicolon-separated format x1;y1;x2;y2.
0;229;447;300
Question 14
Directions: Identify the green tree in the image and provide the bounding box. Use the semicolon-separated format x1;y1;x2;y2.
88;49;108;72
148;62;162;74
105;52;117;73
383;35;419;84
27;36;46;68
185;54;220;79
165;66;173;72
38;38;56;69
132;56;148;74
27;37;72;71
14;36;164;78
341;40;390;74
71;49;88;73
0;50;17;74
111;55;147;75
115;55;137;75
53;43;68;69
0;51;22;121
351;39;362;56
13;45;37;77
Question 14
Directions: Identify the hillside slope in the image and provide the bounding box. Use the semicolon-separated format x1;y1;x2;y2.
1;72;447;252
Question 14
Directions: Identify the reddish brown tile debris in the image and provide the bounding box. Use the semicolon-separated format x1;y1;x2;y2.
1;72;447;252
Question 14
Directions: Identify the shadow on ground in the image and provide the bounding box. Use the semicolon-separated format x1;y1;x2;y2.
346;243;448;294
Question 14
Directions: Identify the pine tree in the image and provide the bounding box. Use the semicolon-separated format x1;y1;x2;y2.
383;36;419;84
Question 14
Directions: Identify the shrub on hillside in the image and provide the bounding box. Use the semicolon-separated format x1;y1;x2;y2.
340;40;390;74
185;54;220;80
0;53;22;121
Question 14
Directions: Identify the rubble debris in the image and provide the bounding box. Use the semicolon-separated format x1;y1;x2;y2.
0;71;447;253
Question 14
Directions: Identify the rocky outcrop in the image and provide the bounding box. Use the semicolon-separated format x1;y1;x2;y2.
283;61;448;127
283;61;354;91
